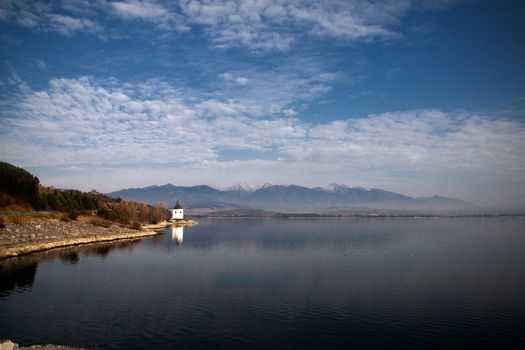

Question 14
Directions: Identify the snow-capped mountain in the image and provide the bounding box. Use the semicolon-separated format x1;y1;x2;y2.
108;183;475;213
226;182;273;192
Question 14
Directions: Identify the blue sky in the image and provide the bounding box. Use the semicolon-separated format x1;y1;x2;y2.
1;0;524;208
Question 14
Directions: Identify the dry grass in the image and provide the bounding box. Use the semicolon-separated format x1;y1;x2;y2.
1;215;30;224
76;214;96;222
88;217;113;228
0;213;62;224
60;213;72;222
131;221;142;230
0;203;33;212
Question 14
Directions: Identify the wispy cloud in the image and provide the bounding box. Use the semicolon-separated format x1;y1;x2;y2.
6;67;31;94
210;63;340;116
218;73;250;86
111;0;189;31
1;76;524;206
47;13;103;36
0;0;460;50
113;0;169;19
0;0;104;36
178;0;410;51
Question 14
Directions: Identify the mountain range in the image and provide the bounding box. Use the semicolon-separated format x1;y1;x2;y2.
108;183;476;214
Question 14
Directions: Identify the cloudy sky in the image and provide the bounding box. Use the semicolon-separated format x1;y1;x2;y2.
1;0;524;208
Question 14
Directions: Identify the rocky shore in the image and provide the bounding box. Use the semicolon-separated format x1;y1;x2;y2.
0;339;89;350
0;219;158;260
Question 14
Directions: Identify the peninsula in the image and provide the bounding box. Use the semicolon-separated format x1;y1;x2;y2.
0;161;196;260
0;218;159;260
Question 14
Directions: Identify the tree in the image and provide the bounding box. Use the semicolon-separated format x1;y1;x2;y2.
115;202;131;224
0;161;40;209
139;204;150;222
149;203;167;224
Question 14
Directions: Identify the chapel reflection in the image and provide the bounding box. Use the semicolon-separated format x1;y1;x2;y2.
167;226;184;245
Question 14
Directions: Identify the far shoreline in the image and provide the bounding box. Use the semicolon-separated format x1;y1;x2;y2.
191;213;525;219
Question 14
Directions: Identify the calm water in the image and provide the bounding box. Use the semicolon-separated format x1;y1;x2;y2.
1;218;525;349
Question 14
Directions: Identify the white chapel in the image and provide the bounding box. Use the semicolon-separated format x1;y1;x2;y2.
170;201;184;220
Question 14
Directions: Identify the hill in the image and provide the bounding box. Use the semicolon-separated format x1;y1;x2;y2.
0;161;167;224
0;161;40;209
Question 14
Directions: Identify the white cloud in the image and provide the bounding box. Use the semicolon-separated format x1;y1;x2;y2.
212;64;339;117
111;0;189;31
1;76;524;207
34;59;47;69
6;69;31;94
287;1;406;40
59;0;101;16
282;108;298;116
218;73;250;86
179;0;411;51
196;99;260;117
112;0;168;19
235;77;249;85
47;13;102;35
0;0;104;36
0;0;450;50
300;110;525;174
16;9;41;27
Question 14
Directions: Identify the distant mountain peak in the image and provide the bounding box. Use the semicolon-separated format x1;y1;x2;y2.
159;183;175;189
324;183;349;192
227;182;272;192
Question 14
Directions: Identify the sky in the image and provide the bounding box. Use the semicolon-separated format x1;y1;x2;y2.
0;0;524;209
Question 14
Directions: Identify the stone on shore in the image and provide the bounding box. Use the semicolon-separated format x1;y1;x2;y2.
0;340;18;350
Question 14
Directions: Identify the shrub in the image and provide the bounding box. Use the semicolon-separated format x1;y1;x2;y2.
131;221;142;230
97;207;116;221
89;217;113;228
10;215;23;225
0;217;5;229
0;192;16;208
69;210;78;221
97;207;109;217
118;216;130;225
60;213;71;222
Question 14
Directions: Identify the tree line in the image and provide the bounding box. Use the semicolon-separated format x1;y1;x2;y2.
0;161;167;224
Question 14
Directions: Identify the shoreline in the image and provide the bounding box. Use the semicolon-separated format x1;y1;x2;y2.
142;219;199;230
0;219;160;261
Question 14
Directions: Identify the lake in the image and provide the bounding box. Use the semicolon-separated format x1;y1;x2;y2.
1;218;525;349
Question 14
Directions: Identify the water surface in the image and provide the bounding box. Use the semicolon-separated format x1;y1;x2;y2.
1;218;525;349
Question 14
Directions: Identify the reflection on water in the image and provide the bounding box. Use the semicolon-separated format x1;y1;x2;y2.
0;239;143;298
1;218;525;350
59;252;80;265
0;260;37;298
166;226;184;245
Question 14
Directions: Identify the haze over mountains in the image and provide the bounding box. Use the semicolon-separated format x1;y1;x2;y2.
108;183;477;215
